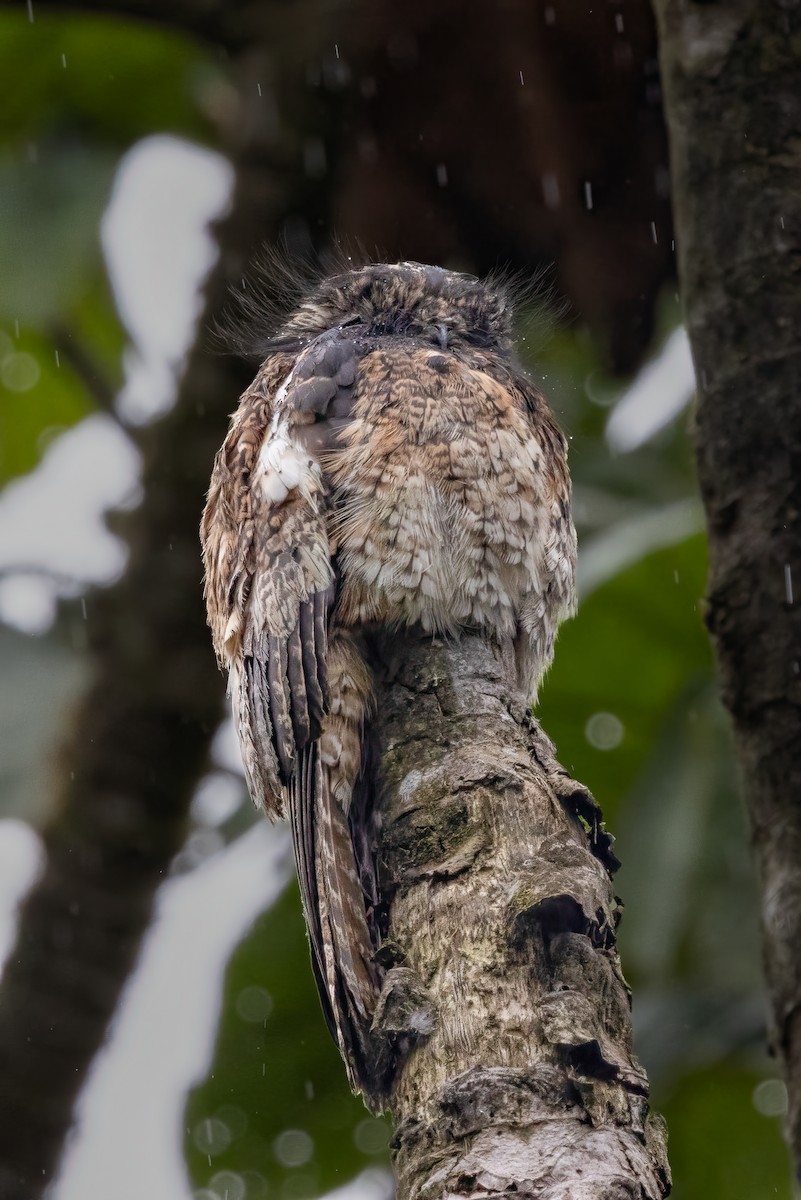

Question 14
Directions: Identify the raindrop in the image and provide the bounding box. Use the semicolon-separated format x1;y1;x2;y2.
302;138;327;179
584;712;624;751
55;349;60;367
334;43;340;59
274;1128;314;1168
615;12;624;31
26;0;33;21
519;70;524;86
542;173;560;209
81;597;87;620
2;352;40;392
544;5;555;24
673;570;680;583
784;564;793;605
753;1079;788;1117
304;1080;314;1100
436;163;448;187
257;83;262;97
655;165;671;198
354;1117;391;1155
193;1117;232;1157
650;221;658;244
61;53;66;68
583;181;593;211
209;1170;246;1200
780;216;785;229
236;985;274;1023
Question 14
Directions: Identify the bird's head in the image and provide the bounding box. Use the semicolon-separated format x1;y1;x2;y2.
281;261;515;353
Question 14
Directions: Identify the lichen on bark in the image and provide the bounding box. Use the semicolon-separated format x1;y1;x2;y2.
370;631;670;1199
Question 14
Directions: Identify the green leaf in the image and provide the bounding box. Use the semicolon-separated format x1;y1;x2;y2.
0;324;96;485
0;12;215;150
184;883;391;1198
660;1062;792;1199
538;532;712;821
0;146;115;327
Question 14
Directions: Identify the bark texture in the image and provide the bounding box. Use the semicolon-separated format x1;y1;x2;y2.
371;631;670;1199
653;0;801;1177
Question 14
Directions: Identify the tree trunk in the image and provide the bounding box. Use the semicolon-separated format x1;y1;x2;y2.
371;630;670;1199
652;0;801;1179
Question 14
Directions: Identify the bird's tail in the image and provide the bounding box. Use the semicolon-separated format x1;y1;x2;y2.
288;633;384;1100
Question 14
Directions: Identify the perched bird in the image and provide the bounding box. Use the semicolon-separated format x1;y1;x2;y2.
201;261;576;1099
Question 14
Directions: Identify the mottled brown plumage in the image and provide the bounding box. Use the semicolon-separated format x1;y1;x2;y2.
201;262;576;1099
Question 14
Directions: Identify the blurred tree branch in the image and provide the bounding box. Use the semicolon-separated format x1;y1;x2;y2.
0;213;246;1200
654;0;801;1180
49;323;118;416
0;46;293;1192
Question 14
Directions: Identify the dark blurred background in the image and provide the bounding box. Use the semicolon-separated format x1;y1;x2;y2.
0;3;793;1198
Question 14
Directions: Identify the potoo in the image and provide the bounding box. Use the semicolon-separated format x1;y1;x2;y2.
201;262;576;1101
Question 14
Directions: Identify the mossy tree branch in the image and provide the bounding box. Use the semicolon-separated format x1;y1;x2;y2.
370;632;670;1199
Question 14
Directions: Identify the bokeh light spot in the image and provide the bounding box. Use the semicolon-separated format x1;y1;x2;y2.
2;352;40;392
752;1078;788;1117
273;1127;314;1167
236;985;274;1023
584;711;624;750
193;1116;232;1157
354;1116;391;1155
208;1170;246;1200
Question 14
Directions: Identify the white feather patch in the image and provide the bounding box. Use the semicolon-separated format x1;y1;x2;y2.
255;428;321;505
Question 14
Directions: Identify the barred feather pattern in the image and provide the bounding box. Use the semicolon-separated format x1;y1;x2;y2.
201;262;577;1099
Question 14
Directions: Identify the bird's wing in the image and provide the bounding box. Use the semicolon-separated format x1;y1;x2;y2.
505;370;578;700
201;331;359;814
202;331;383;1096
